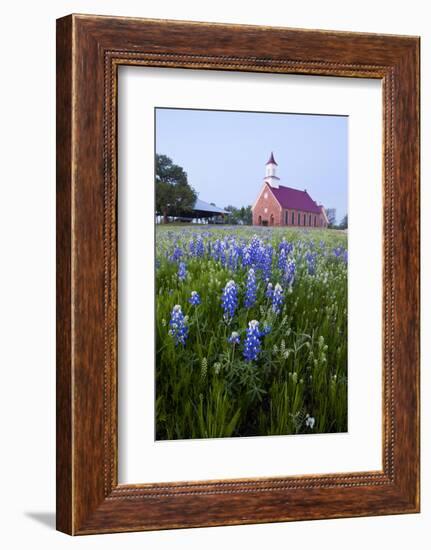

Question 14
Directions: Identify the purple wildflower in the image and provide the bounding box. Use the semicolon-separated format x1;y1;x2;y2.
245;268;257;308
188;290;201;306
272;283;284;314
171;245;183;262
228;246;239;271
279;239;294;256
284;259;296;286
278;248;287;271
243;320;263;362
249;235;262;264
259;245;273;282
261;323;271;336
168;305;188;346
242;248;252;268
189;238;195;256
343;250;348;264
305;252;317;275
266;282;274;300
221;280;238;322
178;261;187;281
228;331;241;345
195;236;204;257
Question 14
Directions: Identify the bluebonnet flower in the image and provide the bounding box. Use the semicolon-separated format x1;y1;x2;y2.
211;239;222;261
261;323;271;336
245;268;257;308
278;248;287;272
235;240;245;264
178;261;187;281
249;235;262;264
279;239;294;256
168;305;188;346
221;280;238;322
243;320;263;362
284;259;296;286
220;241;227;267
195;236;205;257
305;252;317;275
188;290;201;306
171;245;183;262
228;246;239;271
242;248;252;268
343;250;348;264
189;238;195;256
259;245;273;282
228;331;240;345
266;282;274;300
272;283;284;314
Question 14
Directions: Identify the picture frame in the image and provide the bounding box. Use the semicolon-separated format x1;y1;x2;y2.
56;14;420;535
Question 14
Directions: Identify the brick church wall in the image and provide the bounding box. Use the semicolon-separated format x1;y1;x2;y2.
252;186;282;226
252;184;328;228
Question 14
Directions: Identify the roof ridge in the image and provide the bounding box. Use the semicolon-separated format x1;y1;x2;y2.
269;184;322;214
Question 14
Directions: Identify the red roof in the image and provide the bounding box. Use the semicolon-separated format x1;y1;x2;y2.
266;152;278;165
269;184;321;214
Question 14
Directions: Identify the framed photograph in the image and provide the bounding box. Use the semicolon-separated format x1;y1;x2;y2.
56;14;420;535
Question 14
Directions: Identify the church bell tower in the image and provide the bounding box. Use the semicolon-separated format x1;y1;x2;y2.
264;152;280;188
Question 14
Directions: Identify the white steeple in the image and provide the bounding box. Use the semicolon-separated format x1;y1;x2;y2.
264;152;280;188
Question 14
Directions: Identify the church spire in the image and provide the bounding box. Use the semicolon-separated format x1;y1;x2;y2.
264;152;280;188
266;151;278;166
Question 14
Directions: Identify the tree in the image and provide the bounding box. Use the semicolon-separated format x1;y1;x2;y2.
338;214;348;230
243;205;252;225
326;209;336;227
224;205;239;225
224;205;252;225
155;154;197;223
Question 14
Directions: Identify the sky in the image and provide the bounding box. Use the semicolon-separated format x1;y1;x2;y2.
155;108;348;223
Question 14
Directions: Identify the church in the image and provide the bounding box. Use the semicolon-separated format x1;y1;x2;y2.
252;153;328;228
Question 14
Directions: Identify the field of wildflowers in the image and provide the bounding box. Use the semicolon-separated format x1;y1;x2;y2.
155;225;348;440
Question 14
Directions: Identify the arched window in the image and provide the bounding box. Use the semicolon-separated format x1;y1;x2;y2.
270;214;274;226
285;211;288;225
309;214;312;226
291;211;295;225
297;212;300;225
258;215;262;225
314;216;317;227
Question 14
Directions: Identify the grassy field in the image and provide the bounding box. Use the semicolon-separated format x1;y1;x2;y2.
155;225;347;440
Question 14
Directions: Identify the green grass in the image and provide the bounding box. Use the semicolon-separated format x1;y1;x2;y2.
155;225;347;440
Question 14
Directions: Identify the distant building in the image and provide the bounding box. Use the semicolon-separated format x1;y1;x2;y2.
156;198;230;224
326;208;336;226
191;198;230;223
252;153;328;228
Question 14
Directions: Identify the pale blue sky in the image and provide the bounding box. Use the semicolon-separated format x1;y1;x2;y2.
155;108;348;223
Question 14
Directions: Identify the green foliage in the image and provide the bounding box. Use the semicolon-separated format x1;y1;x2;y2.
155;226;348;440
338;214;348;230
155;154;197;221
224;204;253;225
